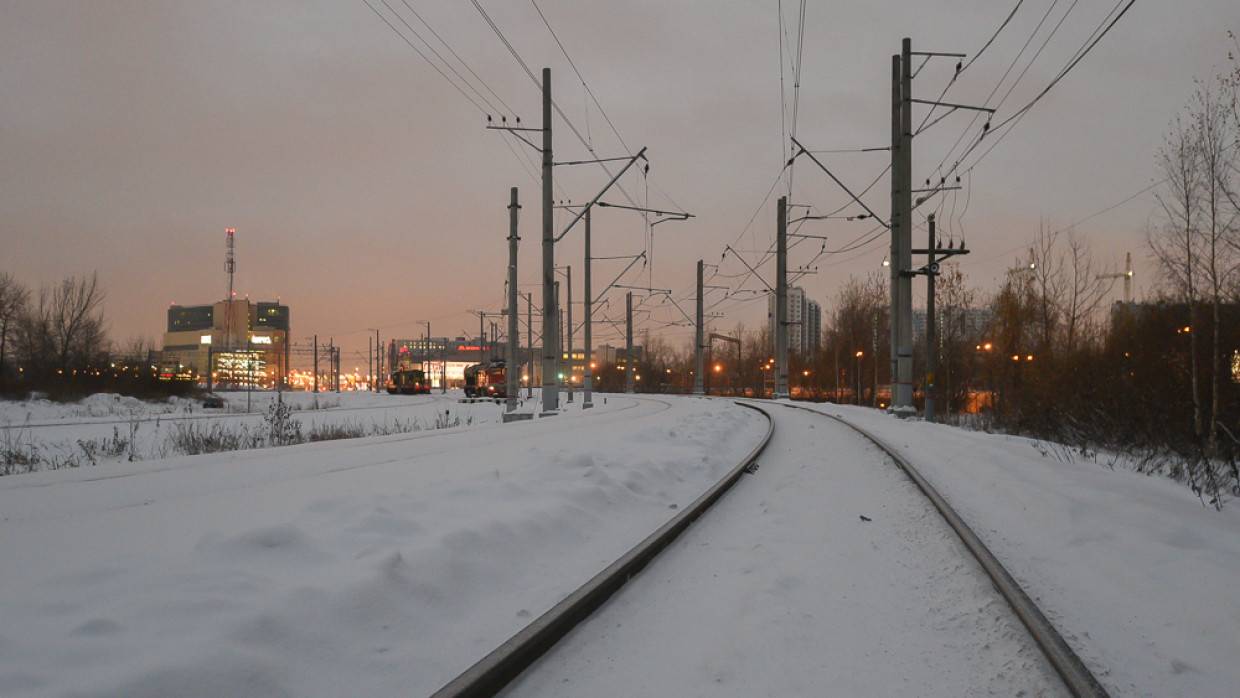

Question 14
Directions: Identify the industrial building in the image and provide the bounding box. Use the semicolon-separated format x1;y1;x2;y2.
386;337;629;390
161;299;289;388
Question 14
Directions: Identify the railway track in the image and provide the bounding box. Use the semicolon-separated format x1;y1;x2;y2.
775;401;1109;698
431;400;774;698
431;398;1108;697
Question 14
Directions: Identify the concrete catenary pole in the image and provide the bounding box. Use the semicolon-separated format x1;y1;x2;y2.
775;196;790;399
313;334;318;393
555;281;561;391
894;37;915;414
506;186;520;412
526;292;534;398
625;291;635;394
582;209;594;408
540;67;559;414
565;265;573;403
889;53;901;409
367;335;372;392
926;214;937;422
693;259;705;395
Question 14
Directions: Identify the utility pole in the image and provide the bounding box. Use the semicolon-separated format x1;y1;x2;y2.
926;214;938;422
554;280;561;393
694;259;705;395
313;334;318;394
423;321;432;387
582;209;594;408
506;186;520;413
367;335;372;392
889;53;901;412
540;67;559;415
566;266;573;403
526;292;534;398
911;210;969;418
775;196;789;399
625;291;635;393
890;40;915;414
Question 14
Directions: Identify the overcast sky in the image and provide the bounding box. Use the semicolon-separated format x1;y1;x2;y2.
3;0;1238;362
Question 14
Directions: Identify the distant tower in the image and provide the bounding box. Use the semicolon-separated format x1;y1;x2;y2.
225;228;236;300
224;228;236;351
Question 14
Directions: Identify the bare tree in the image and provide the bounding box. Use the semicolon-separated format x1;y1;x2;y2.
1149;113;1204;439
936;262;978;415
0;272;30;388
16;274;107;378
1062;232;1112;353
1192;79;1240;454
1026;221;1066;355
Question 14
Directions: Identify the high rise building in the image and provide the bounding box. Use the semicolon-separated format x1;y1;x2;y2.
770;286;822;356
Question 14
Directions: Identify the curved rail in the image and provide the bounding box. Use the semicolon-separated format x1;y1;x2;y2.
430;401;775;698
775;402;1109;698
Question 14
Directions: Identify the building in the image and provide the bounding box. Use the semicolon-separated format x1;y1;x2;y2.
805;299;822;355
161;299;289;387
912;307;993;345
386;337;600;391
769;286;822;356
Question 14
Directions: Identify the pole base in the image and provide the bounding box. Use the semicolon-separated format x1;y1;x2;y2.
582;401;593;409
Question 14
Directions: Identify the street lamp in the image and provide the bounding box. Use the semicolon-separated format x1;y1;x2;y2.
854;350;864;405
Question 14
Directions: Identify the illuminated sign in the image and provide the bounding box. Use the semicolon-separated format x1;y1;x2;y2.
456;345;482;352
200;335;212;345
250;335;272;345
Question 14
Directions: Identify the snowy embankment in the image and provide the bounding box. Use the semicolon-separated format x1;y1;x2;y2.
0;395;766;697
800;402;1240;698
1;390;511;472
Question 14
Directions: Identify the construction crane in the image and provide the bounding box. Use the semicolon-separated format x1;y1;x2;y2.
1097;252;1134;303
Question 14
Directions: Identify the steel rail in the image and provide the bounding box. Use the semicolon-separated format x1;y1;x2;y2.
773;401;1110;698
430;400;774;697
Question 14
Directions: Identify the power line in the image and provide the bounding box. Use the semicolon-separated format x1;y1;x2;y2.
929;0;1069;178
379;0;504;115
470;0;664;214
954;0;1135;177
915;0;1026;139
362;0;487;114
396;0;517;115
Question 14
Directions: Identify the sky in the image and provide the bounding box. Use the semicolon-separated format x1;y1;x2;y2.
2;0;1238;364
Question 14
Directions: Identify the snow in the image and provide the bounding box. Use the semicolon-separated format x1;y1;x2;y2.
3;392;1235;696
794;402;1240;698
2;390;520;468
0;395;767;697
507;403;1065;697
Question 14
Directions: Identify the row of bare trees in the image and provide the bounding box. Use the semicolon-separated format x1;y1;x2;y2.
1148;69;1240;457
0;271;115;396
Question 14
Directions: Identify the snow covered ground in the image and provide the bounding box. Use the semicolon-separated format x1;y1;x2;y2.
795;402;1240;698
507;402;1065;697
0;395;767;697
3;393;1235;696
2;390;522;470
